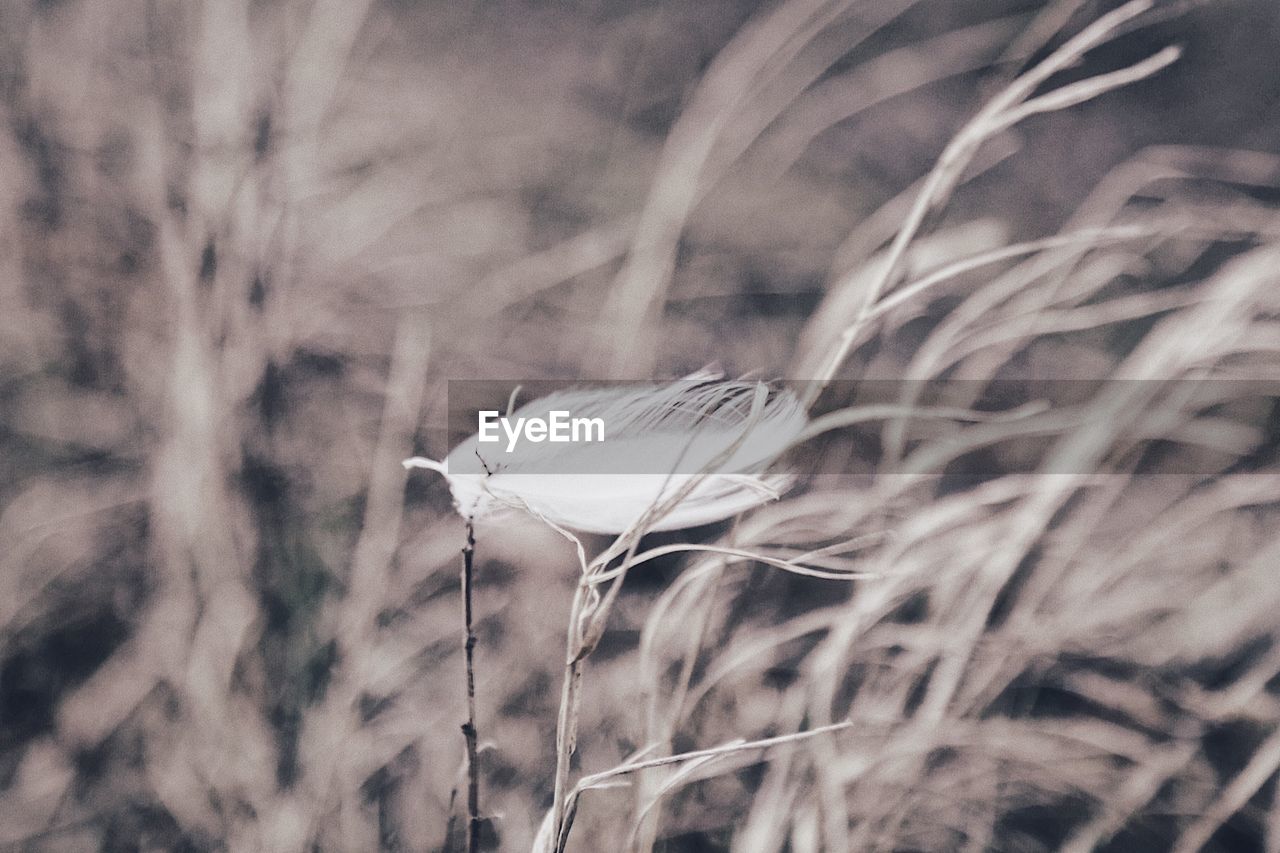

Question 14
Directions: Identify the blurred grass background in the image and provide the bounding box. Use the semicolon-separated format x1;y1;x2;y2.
1;0;1279;850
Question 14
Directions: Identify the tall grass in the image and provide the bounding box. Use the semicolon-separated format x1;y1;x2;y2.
1;1;1278;852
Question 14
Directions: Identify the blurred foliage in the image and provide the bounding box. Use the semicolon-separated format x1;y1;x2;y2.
1;1;1279;851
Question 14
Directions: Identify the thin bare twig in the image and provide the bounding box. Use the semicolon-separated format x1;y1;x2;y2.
461;519;481;853
805;0;1177;407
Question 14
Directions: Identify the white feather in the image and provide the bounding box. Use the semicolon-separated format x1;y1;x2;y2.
405;378;805;534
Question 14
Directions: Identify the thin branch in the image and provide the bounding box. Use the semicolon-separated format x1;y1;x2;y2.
996;45;1181;131
805;0;1175;407
552;721;854;853
866;224;1159;321
587;542;880;585
584;720;854;788
461;519;481;853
